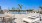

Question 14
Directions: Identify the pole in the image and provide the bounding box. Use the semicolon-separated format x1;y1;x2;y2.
39;9;41;21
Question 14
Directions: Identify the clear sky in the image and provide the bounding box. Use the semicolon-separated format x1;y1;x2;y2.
0;0;42;10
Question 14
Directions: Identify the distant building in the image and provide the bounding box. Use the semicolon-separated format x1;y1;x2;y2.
39;9;42;14
0;6;1;10
9;10;33;14
0;6;4;14
3;9;9;13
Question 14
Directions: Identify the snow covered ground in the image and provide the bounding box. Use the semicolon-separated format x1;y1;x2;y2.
0;13;42;23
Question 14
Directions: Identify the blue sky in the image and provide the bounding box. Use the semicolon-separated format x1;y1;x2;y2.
0;0;42;10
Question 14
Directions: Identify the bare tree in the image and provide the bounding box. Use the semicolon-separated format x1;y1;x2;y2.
12;7;15;10
40;6;42;9
18;4;23;10
39;6;42;14
18;4;23;14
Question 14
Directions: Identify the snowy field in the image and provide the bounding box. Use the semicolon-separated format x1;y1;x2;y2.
0;13;42;23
